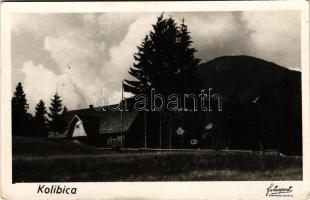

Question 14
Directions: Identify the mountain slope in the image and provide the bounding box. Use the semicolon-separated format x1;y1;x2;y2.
196;55;302;155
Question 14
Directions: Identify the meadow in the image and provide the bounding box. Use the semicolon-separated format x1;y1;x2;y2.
12;138;302;182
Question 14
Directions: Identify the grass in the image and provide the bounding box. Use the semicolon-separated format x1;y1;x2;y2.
13;137;110;157
12;138;302;182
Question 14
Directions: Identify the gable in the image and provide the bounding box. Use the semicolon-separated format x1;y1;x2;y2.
67;115;87;137
72;120;87;137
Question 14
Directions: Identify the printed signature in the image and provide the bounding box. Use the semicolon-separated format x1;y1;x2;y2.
266;183;293;197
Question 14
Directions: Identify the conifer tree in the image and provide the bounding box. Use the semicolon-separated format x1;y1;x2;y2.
34;100;48;137
124;13;180;96
124;14;201;148
48;92;66;137
12;82;30;136
123;14;201;148
124;14;200;98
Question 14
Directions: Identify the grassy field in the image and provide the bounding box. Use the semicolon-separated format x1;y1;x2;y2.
12;138;302;182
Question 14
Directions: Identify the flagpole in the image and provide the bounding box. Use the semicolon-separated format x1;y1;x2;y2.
121;80;124;149
159;112;162;149
169;112;172;150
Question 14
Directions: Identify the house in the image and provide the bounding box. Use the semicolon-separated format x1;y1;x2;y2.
64;104;145;147
63;102;209;148
62;95;208;148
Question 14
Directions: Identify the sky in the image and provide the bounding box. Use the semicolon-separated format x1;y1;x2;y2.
11;11;301;113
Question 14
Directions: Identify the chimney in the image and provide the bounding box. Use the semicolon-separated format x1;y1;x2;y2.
89;105;94;109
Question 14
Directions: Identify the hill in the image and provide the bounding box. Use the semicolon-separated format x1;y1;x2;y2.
196;55;302;155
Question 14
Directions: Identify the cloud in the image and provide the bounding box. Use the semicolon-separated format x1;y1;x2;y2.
107;90;133;105
169;11;300;69
13;13;147;112
177;12;252;62
183;13;241;45
242;11;300;69
101;14;158;84
42;25;108;109
12;12;301;112
20;61;81;113
39;13;158;111
11;14;48;35
96;13;141;35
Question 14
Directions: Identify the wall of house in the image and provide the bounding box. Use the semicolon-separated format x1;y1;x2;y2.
125;113;145;148
72;120;87;137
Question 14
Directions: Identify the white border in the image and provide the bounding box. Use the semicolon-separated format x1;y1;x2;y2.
1;1;309;200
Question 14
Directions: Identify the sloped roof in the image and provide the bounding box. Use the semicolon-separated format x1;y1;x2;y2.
64;105;116;123
65;104;139;135
98;111;138;134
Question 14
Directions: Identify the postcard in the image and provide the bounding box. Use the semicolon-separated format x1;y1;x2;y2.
1;1;309;199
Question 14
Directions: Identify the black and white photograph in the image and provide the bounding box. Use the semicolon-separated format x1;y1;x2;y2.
1;1;309;199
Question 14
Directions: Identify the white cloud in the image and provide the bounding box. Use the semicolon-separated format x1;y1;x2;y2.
242;11;300;69
35;13;158;110
20;61;81;113
43;29;107;109
13;12;301;112
168;12;252;63
96;13;144;36
107;90;134;105
11;14;60;38
101;14;157;84
185;13;240;47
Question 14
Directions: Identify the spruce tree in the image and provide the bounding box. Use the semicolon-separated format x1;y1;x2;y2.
48;92;66;137
34;100;48;137
123;14;201;148
124;14;200;98
12;82;30;136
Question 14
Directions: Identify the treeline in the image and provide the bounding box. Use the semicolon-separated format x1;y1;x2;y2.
12;82;68;137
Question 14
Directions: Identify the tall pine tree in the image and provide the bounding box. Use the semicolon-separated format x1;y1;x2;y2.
12;82;31;136
124;14;179;97
48;92;67;137
124;14;201;148
124;14;200;98
34;100;48;137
